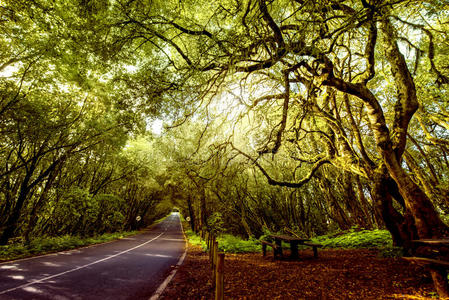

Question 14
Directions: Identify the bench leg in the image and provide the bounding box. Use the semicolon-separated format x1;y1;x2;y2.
290;241;299;259
430;269;449;298
262;244;267;257
313;246;318;258
275;240;283;259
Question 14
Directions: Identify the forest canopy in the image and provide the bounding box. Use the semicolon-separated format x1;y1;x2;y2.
1;0;449;253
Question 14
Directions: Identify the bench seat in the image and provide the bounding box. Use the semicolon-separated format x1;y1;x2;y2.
403;257;449;270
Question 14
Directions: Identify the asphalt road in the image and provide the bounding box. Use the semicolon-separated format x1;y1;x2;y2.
0;213;185;300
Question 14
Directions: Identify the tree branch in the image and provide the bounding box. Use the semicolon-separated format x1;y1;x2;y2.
231;143;329;188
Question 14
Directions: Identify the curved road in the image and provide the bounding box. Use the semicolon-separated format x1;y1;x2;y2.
0;213;185;300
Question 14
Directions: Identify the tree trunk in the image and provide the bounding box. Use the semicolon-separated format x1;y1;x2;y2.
342;172;369;228
186;194;196;232
0;175;32;245
239;200;253;237
199;189;207;231
354;175;376;228
372;167;418;248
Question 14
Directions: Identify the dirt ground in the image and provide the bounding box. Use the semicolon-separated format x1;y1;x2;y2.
160;244;437;299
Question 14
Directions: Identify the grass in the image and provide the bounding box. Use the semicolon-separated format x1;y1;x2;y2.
0;212;179;262
217;234;261;253
185;226;400;256
0;212;178;262
0;231;139;262
185;230;260;253
0;212;177;262
185;229;207;249
309;228;403;257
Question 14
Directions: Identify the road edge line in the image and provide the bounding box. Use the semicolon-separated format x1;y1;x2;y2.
149;215;188;300
0;232;164;295
0;225;168;265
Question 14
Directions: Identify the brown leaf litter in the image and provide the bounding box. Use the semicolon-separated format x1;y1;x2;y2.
161;244;436;299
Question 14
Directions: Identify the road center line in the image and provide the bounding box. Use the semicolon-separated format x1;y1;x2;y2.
0;232;164;295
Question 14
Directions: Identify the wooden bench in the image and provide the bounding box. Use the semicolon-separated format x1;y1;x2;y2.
405;239;449;298
404;256;449;298
404;257;449;270
303;242;322;258
261;240;282;259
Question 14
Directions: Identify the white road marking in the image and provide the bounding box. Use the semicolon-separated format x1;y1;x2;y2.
0;233;164;295
149;215;187;300
0;238;118;265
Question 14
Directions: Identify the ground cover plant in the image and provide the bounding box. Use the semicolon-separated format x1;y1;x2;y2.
312;228;394;249
0;214;172;262
0;231;139;262
187;226;397;254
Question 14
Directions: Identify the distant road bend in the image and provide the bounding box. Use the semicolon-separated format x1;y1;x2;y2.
0;213;185;300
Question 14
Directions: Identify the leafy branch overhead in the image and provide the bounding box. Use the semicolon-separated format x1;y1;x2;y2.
1;3;449;294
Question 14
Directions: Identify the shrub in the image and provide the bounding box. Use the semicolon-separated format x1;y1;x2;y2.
0;231;138;262
217;235;261;253
312;229;394;249
185;230;207;250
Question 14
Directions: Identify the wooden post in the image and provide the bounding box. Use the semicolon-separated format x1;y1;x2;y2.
214;241;218;267
210;236;216;263
215;253;225;300
430;269;449;298
212;241;218;288
208;236;212;262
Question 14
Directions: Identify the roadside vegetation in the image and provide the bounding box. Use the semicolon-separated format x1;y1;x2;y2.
0;231;138;262
186;225;397;255
0;214;173;262
2;0;449;297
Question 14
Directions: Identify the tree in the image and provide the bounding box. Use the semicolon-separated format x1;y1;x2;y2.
115;0;449;246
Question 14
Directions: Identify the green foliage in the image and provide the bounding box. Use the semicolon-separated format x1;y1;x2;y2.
258;227;274;242
0;231;138;262
2;0;448;253
312;229;394;250
93;194;126;232
207;212;225;236
217;235;261;253
185;230;260;253
185;230;206;250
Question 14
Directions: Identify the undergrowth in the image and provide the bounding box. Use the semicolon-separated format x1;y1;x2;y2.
312;229;393;249
0;213;177;262
185;230;260;253
217;235;261;253
0;231;138;262
186;226;401;256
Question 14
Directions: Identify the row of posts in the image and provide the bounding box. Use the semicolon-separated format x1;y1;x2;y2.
202;230;224;300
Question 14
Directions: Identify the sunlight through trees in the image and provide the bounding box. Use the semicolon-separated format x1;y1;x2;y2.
1;0;449;274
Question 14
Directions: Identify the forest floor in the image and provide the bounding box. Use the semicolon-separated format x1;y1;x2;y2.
160;244;436;299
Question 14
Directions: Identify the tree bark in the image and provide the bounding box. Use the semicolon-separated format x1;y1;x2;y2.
0;169;34;245
186;194;196;232
371;168;417;248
